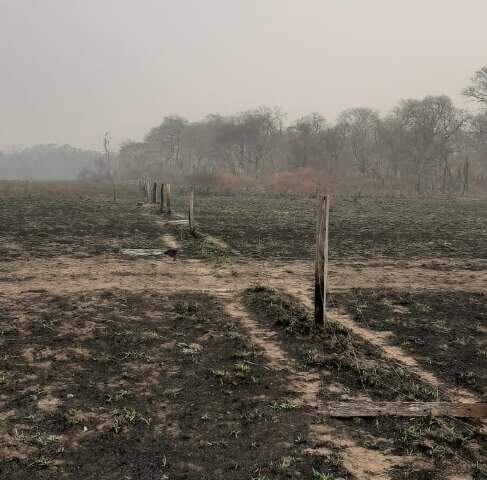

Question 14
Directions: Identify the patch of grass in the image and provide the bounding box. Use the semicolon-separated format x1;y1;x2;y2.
243;286;312;335
209;368;226;378
408;383;440;402
105;389;133;403
121;351;154;362
174;301;198;315
313;470;336;480
12;427;28;443
234;361;251;373
270;400;300;411
28;456;52;469
251;474;270;480
111;407;151;433
278;456;294;471
234;348;261;360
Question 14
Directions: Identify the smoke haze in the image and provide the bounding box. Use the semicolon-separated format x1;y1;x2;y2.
2;0;487;150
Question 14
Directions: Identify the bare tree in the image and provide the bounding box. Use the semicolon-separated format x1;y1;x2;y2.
145;116;188;172
339;108;379;176
104;132;117;202
213;108;283;175
394;96;464;193
321;121;347;171
288;113;325;168
463;66;487;105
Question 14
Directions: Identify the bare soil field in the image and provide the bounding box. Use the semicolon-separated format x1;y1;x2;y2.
0;184;486;480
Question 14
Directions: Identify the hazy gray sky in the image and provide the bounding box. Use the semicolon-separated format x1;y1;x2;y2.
1;0;486;150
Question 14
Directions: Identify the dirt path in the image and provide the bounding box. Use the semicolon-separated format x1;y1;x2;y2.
1;251;482;405
2;248;482;402
2;255;485;296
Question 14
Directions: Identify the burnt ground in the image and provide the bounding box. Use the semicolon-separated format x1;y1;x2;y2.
0;188;163;261
0;290;349;479
170;191;487;263
243;287;486;480
1;184;486;480
331;289;487;396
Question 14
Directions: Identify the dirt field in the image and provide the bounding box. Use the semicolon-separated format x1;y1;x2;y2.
0;184;486;480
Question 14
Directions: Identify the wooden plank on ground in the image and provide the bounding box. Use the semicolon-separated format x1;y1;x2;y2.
320;402;487;418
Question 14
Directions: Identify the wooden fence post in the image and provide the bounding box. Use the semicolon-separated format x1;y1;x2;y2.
188;187;195;236
166;184;172;215
160;183;165;213
145;180;150;203
314;194;330;326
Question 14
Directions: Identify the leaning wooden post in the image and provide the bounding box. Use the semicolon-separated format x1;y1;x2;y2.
314;194;330;326
160;183;165;213
188;187;195;236
166;184;172;215
152;181;157;204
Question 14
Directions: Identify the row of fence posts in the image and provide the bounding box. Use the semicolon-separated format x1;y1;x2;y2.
137;180;330;327
139;180;196;236
138;179;173;215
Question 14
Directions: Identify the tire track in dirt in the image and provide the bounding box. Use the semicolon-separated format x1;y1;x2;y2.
279;285;482;404
223;298;430;480
330;310;482;403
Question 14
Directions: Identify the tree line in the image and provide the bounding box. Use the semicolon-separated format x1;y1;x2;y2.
116;66;487;195
0;144;100;181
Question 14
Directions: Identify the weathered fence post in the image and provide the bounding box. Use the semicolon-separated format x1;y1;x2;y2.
166;184;172;215
138;180;142;198
188;186;195;236
152;181;157;204
314;194;330;326
160;183;165;213
145;180;150;203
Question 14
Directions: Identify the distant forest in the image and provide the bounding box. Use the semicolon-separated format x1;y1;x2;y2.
117;66;487;195
0;144;101;180
3;67;487;195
